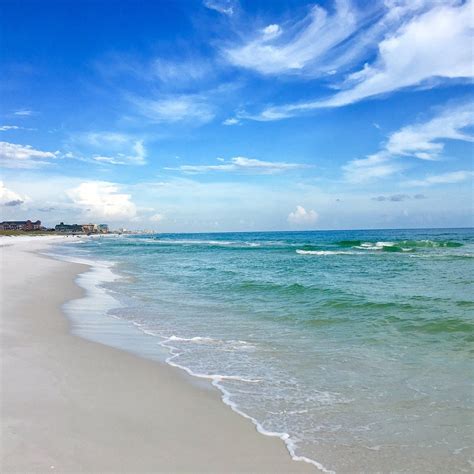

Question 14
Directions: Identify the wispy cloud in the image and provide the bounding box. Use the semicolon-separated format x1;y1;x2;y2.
343;154;402;183
93;141;146;165
0;141;57;168
404;170;474;187
0;125;21;131
204;0;237;16
343;102;474;182
385;102;474;160
131;94;215;124
250;1;472;120
151;57;212;86
149;213;165;223
225;0;364;76
71;132;147;165
13;109;34;117
168;156;309;174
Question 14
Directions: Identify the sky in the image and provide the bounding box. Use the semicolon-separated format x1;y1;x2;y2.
0;0;473;232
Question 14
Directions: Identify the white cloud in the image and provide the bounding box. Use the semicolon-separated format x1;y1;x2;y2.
326;0;473;107
204;0;236;16
385;102;474;160
0;181;26;206
150;213;165;223
92;140;146;165
343;102;474;182
343;153;402;183
169;156;309;174
0;125;20;131
67;181;137;221
222;118;240;126
151;57;211;84
85;132;130;146
75;132;147;165
287;205;319;225
0;141;57;168
226;1;359;75
404;170;474;187
131;95;215;124
252;1;473;119
14;109;34;116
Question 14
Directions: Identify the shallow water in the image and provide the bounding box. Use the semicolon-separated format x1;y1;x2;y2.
56;228;474;472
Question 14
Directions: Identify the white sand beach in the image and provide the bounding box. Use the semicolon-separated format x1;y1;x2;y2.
0;237;315;473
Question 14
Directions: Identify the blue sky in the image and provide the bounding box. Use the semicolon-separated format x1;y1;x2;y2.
1;0;473;231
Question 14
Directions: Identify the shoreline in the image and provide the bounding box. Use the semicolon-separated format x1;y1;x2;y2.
0;236;316;472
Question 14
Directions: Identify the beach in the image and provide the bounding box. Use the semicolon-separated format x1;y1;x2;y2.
0;236;314;473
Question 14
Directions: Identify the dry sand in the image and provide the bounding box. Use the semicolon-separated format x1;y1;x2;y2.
0;237;315;473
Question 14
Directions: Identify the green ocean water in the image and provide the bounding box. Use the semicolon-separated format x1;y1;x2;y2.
61;228;474;472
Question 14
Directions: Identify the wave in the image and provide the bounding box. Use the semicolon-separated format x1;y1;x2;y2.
152;238;262;248
336;239;463;251
167;335;218;343
383;315;474;335
296;249;356;255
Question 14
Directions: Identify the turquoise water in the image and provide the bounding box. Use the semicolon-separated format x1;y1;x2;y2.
58;228;474;472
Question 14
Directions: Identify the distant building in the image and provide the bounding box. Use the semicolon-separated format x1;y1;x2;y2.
82;223;97;234
55;222;83;233
0;220;41;231
97;224;109;233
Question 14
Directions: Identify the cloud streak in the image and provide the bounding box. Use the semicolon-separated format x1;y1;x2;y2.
404;170;474;187
168;156;309;174
249;1;473;120
131;94;215;124
343;101;474;182
225;0;361;76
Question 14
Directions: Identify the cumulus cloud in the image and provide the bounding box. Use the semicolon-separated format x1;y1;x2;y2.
287;205;318;225
251;1;473;119
67;181;137;221
0;141;57;168
343;102;474;182
0;181;26;206
168;156;309;174
404;170;474;187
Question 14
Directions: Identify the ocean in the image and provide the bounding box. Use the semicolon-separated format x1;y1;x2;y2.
52;228;473;473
